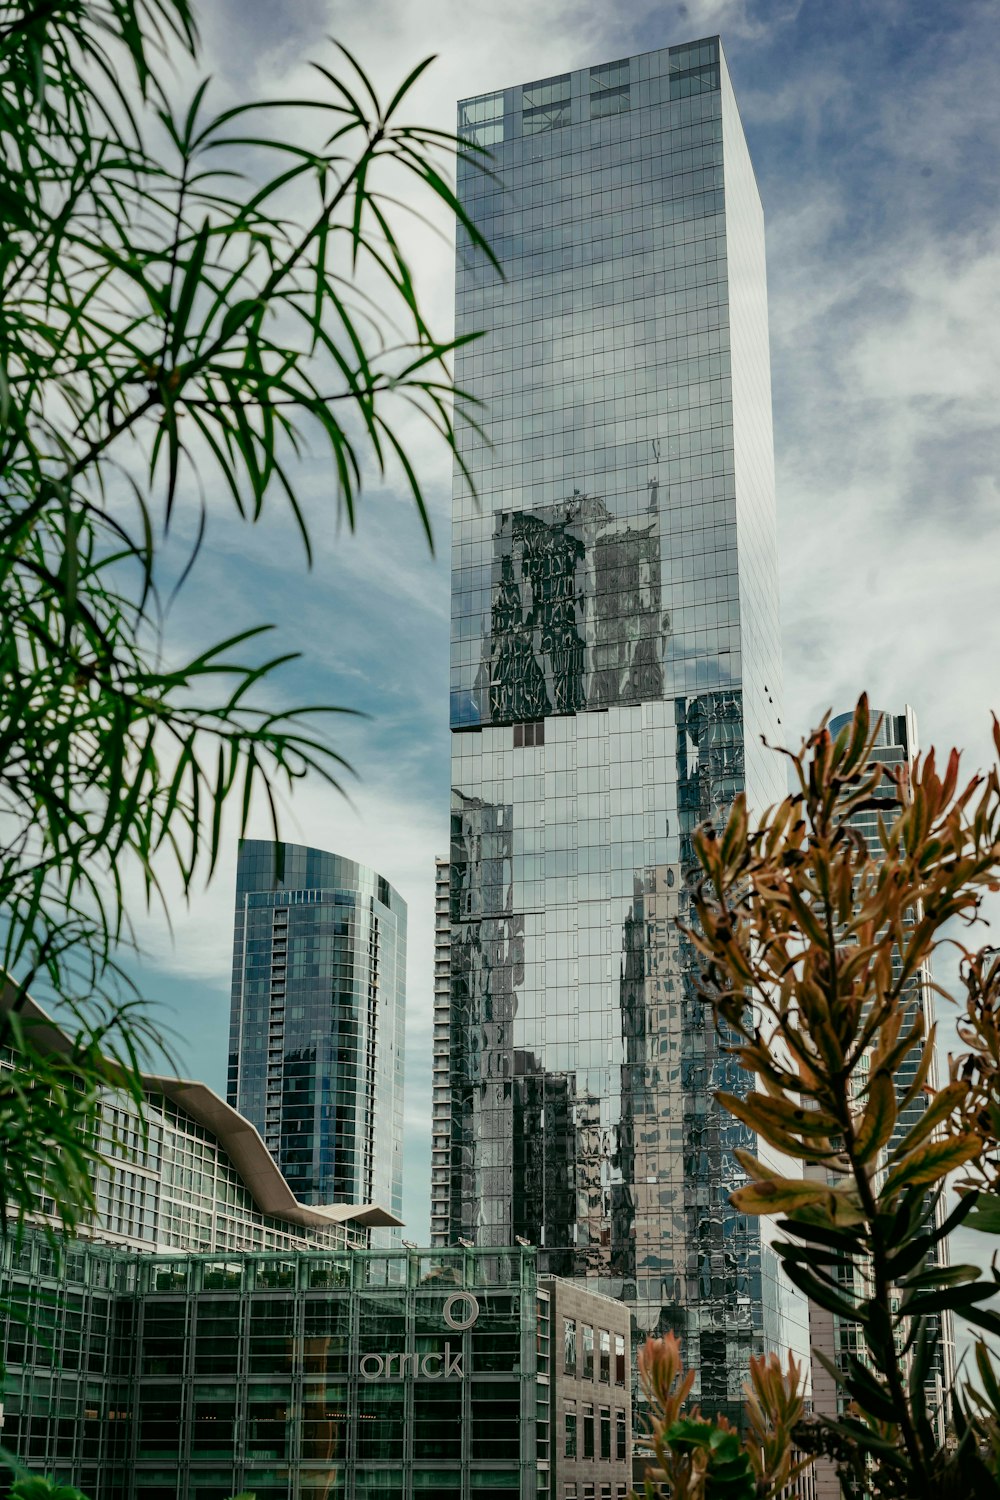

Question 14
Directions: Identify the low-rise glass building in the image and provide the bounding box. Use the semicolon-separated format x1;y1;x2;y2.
0;991;631;1500
0;1240;630;1500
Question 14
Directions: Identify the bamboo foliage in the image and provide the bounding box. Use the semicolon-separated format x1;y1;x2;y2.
0;0;494;1232
687;694;1000;1496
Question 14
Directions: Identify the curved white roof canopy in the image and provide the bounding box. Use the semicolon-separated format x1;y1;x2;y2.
2;983;402;1231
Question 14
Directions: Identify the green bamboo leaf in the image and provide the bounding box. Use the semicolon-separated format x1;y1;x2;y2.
218;297;263;345
169;216;212;357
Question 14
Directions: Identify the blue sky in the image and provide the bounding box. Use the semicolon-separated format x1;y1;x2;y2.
127;0;1000;1242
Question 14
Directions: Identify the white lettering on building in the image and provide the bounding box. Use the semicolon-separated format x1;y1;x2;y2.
359;1343;465;1379
358;1294;481;1380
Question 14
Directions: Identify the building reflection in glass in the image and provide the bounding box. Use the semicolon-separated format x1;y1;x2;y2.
436;36;811;1421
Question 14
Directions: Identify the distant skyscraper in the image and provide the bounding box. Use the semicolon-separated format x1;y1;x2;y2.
229;841;405;1226
435;37;809;1415
431;855;453;1245
808;707;953;1499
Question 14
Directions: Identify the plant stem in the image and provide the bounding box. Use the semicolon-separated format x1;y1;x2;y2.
816;812;926;1481
843;1113;927;1479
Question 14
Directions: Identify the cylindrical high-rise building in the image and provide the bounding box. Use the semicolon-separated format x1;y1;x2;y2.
228;841;405;1227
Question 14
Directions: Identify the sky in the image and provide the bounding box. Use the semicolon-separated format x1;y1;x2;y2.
123;0;1000;1245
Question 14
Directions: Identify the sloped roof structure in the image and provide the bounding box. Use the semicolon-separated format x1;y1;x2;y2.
1;981;402;1231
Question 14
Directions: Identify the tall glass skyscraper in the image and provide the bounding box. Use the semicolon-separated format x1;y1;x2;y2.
433;38;809;1414
229;841;406;1227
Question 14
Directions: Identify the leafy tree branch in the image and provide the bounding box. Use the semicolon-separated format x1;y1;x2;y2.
687;696;1000;1496
0;0;494;1234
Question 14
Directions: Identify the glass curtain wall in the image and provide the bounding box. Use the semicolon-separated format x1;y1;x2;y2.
0;1235;541;1500
441;38;808;1415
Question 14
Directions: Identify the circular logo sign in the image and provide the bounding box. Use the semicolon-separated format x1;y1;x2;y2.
443;1292;480;1331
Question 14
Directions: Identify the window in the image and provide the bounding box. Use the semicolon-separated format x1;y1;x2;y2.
564;1402;577;1459
583;1324;594;1380
600;1407;611;1460
583;1404;594;1459
599;1329;610;1383
459;92;504;148
513;721;545;748
616;1409;626;1461
563;1317;577;1376
615;1333;625;1387
522;75;570;134
590;60;630;119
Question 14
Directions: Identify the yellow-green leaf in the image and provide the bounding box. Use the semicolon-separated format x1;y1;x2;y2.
731;1179;833;1216
887;1080;969;1163
881;1133;981;1199
719;1089;839;1139
853;1070;897;1164
794;1190;867;1228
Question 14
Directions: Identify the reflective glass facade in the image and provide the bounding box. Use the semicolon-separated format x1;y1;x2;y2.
1;1238;621;1500
438;39;808;1415
229;842;405;1226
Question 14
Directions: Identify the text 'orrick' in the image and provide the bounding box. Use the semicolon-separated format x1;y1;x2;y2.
359;1346;464;1380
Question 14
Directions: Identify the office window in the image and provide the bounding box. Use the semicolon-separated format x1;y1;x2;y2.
599;1329;610;1383
583;1404;594;1459
583;1324;594;1380
616;1409;626;1461
600;1407;611;1460
513;721;545;748
564;1317;577;1376
565;1401;577;1459
614;1333;625;1387
522;74;571;134
590;60;630;119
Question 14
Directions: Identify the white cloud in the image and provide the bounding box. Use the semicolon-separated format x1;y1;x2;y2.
850;234;1000;418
